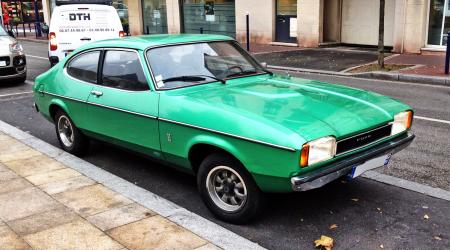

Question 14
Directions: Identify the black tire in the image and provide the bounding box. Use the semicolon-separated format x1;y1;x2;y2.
54;110;89;156
197;153;264;224
14;75;26;84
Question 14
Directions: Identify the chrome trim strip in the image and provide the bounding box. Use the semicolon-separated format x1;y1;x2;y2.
41;91;296;152
158;117;297;152
336;123;393;156
40;91;157;119
87;101;157;119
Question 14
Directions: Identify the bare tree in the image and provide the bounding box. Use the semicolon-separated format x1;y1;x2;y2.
378;0;385;68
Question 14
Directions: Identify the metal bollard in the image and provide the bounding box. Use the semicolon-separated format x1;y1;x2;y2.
446;31;450;74
200;27;203;34
246;13;250;52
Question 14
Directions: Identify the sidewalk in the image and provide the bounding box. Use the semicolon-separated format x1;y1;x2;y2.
0;131;221;250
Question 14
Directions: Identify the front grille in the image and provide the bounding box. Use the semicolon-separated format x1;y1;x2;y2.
336;124;392;155
0;67;18;76
0;56;10;67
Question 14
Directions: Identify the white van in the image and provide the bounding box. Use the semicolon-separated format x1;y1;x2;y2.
48;1;124;66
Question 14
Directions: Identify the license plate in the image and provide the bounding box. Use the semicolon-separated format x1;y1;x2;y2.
0;61;6;67
348;154;392;179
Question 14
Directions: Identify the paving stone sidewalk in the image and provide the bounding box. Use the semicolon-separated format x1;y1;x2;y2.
0;132;219;250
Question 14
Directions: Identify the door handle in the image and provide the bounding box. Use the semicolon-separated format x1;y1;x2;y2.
90;90;103;97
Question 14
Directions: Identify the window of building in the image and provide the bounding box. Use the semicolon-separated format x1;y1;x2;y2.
181;0;236;38
428;0;450;46
142;0;168;34
112;0;129;33
101;50;149;91
67;51;100;84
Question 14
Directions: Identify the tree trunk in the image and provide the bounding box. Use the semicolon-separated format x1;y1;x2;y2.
378;0;385;68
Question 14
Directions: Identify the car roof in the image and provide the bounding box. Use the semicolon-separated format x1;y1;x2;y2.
84;34;235;51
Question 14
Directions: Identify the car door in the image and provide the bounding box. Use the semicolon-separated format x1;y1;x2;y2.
86;49;161;158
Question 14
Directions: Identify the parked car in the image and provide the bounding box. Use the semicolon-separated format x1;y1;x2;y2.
33;34;415;223
48;1;124;67
0;25;26;84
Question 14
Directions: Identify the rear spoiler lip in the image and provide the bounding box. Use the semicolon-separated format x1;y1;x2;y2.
56;0;112;6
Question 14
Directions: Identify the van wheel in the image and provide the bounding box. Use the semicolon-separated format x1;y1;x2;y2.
197;154;264;224
54;110;89;156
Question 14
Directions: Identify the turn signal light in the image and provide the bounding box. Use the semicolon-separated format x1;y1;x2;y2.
300;144;310;168
119;31;125;38
49;32;57;51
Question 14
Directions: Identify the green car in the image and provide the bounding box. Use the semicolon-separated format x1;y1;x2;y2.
33;34;415;223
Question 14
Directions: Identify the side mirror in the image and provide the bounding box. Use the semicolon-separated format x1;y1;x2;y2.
7;30;15;38
260;62;267;68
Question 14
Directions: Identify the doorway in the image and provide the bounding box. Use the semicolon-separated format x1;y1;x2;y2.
275;0;297;43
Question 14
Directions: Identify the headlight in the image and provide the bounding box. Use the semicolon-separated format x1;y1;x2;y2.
300;136;336;167
9;43;23;53
391;111;413;136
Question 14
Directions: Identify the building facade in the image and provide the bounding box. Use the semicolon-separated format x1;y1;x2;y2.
32;0;450;53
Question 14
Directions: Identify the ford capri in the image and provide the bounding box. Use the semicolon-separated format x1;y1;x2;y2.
33;34;415;223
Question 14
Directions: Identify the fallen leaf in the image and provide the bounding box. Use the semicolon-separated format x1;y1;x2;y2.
434;236;442;241
380;244;384;249
314;235;334;250
351;198;359;202
424;214;430;220
329;224;338;230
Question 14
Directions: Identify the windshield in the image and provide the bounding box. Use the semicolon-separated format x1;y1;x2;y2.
0;25;7;36
146;41;266;90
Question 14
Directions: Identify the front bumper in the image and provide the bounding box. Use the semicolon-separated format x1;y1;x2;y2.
0;53;26;80
291;132;415;191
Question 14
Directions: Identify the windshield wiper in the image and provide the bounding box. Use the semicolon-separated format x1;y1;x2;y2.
163;75;226;84
226;70;259;78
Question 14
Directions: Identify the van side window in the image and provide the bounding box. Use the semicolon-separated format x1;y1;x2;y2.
101;50;149;91
66;51;100;84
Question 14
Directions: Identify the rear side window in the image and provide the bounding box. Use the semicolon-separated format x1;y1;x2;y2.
66;51;100;84
101;50;149;91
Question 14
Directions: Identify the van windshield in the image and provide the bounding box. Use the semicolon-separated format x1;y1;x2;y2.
0;26;7;36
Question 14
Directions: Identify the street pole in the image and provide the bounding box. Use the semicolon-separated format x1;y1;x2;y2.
0;0;3;27
378;0;385;69
246;13;250;52
34;0;42;37
445;30;450;74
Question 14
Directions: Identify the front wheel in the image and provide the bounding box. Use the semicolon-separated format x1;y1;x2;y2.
197;154;264;224
54;110;89;156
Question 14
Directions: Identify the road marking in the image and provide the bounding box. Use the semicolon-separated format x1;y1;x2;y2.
0;91;33;98
415;116;450;125
27;54;48;60
21;79;450;125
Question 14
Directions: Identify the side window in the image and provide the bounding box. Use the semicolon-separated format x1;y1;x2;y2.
66;51;100;84
101;50;149;91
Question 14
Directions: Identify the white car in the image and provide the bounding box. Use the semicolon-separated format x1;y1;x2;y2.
0;25;26;83
48;1;124;67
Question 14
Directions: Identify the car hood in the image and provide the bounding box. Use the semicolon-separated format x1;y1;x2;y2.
171;75;410;142
0;36;16;54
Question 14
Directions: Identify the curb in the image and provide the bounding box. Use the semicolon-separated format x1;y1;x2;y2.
0;120;265;250
267;65;450;87
16;37;48;44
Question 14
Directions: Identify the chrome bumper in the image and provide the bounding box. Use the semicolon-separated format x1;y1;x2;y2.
291;132;415;192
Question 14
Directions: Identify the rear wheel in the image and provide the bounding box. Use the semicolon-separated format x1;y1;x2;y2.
197;154;264;224
54;110;89;156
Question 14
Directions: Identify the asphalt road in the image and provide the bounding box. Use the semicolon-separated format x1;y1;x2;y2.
0;41;449;249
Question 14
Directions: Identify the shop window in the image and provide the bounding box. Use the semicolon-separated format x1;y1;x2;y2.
182;0;236;38
142;0;168;34
428;0;450;46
